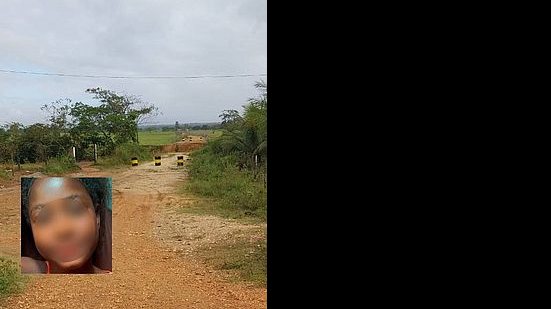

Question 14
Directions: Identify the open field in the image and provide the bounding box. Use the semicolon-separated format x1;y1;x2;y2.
139;130;224;146
138;131;181;145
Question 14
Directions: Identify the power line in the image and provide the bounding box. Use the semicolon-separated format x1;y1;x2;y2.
0;69;267;79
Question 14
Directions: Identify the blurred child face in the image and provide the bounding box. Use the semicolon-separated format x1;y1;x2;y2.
28;177;99;271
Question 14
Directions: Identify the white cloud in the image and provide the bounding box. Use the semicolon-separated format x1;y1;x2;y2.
0;0;267;125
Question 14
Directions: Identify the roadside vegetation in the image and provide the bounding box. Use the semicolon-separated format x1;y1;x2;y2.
179;81;267;287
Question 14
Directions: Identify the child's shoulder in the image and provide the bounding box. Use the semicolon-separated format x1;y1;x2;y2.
21;257;46;274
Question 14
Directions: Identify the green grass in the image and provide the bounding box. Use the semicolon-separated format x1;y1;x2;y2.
175;133;266;286
40;156;80;176
179;141;266;222
0;169;11;181
181;148;266;221
1;162;54;183
95;143;153;168
198;239;266;287
138;130;224;145
0;163;44;179
0;257;26;300
0;163;43;172
177;198;264;225
138;131;180;145
22;163;43;172
206;130;223;139
183;129;223;138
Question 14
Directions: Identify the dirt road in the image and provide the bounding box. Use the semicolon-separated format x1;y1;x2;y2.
0;154;267;308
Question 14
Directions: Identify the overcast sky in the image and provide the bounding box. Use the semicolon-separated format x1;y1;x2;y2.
0;0;267;126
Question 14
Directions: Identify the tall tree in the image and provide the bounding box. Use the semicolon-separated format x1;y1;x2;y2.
85;88;159;144
69;102;113;156
41;98;72;131
41;99;74;158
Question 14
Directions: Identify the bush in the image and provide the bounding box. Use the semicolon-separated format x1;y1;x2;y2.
96;143;152;167
184;145;266;220
41;155;80;175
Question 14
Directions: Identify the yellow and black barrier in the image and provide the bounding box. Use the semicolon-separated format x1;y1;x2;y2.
177;156;184;166
154;156;161;166
131;157;138;166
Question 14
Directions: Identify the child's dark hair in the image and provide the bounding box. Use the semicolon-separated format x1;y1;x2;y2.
21;177;106;226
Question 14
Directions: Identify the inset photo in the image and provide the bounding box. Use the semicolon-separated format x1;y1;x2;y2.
20;177;112;274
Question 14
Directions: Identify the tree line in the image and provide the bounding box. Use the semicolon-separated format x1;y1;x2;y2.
141;123;222;132
1;80;266;171
0;88;158;164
